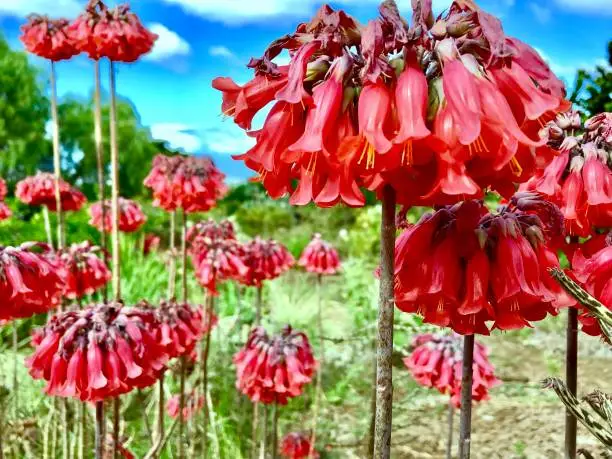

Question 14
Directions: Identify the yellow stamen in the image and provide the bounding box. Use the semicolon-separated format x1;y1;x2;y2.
509;156;523;176
357;140;377;170
402;140;413;166
437;298;444;312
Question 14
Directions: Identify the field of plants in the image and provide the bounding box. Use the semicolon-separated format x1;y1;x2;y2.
0;0;611;458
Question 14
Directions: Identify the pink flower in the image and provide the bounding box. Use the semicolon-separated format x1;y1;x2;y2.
89;198;146;233
21;15;77;61
298;234;340;275
280;432;319;459
241;238;294;287
16;173;86;211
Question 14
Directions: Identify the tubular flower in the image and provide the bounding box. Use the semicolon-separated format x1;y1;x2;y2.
280;432;319;459
298;234;340;275
190;235;247;295
0;177;7;201
571;243;612;337
0;243;65;321
394;192;574;334
241;238;294;287
0;203;11;221
68;0;157;62
26;302;169;401
16;173;87;211
214;1;567;208
186;219;236;245
166;392;205;421
51;242;111;300
89;198;146;233
20;15;78;61
520;111;612;237
233;325;316;405
143;154;228;213
404;333;500;407
143;234;160;255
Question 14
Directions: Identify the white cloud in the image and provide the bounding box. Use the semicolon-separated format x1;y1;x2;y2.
150;123;202;153
203;127;256;155
554;0;612;15
535;47;611;83
209;46;235;59
529;3;551;23
144;23;191;62
0;0;82;18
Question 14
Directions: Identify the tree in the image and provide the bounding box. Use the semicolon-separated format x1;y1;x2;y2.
570;40;612;115
0;34;51;183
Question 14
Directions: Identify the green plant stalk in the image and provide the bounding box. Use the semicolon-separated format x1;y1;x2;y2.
50;60;65;250
458;334;475;459
178;356;186;459
252;286;263;459
271;402;279;459
201;294;214;458
42;206;53;248
12;323;17;417
446;400;454;459
309;274;324;457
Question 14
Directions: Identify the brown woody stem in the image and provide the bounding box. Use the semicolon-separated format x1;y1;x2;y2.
50;61;65;250
458;334;474;459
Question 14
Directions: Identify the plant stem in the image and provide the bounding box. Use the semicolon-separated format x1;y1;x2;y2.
201;295;214;458
157;377;165;446
251;285;264;459
42;206;53;248
565;307;578;459
178;356;186;459
367;348;376;457
259;405;268;459
181;210;188;302
62;400;69;459
79;402;86;459
0;400;4;459
95;402;104;459
93;59;107;303
168;211;177;299
458;334;474;459
271;402;279;459
50;61;65;250
446;401;454;459
309;274;324;457
112;398;120;459
374;185;396;459
12;323;18;417
255;286;263;325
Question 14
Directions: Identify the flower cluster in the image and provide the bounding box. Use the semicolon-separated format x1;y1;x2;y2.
51;241;110;300
68;0;157;62
233;325;316;404
404;333;500;407
89;198;146;233
0;177;11;221
0;243;65;321
298;234;340;275
26;302;169;401
186;219;236;244
280;432;319;459
214;1;567;208
241;238;294;287
572;243;612;336
20;15;77;61
143;154;228;212
166;392;205;421
143;234;160;255
394;193;574;334
16;173;87;211
521;112;612;237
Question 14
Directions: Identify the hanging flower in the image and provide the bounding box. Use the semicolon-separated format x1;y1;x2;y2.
190;236;247;295
68;0;157;62
520;111;612;237
26;302;169;401
89;198;146;233
143;234;160;255
143;154;228;212
213;1;567;208
166;391;205;421
16;173;87;211
298;234;341;275
50;242;111;300
186;219;236;245
0;203;11;221
0;177;8;201
233;325;316;405
241;238;294;287
20;15;78;61
0;243;65;321
394;192;574;334
280;432;319;459
404;333;500;407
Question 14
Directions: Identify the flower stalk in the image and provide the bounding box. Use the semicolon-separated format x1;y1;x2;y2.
458;334;475;459
93;59;107;303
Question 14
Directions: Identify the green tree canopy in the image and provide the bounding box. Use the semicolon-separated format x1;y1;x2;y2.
0;34;51;183
571;40;612;115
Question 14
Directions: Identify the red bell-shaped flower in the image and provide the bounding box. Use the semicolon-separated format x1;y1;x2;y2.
26;302;169;401
190;236;247;295
280;432;319;459
0;177;8;201
233;325;316;405
20;15;78;61
166;391;205;421
16;173;87;212
241;238;294;287
404;333;500;407
0;203;11;221
186;219;236;244
298;234;340;275
143;154;227;213
89;198;146;233
0;242;65;321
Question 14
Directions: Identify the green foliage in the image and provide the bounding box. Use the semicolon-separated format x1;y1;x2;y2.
570;41;612;115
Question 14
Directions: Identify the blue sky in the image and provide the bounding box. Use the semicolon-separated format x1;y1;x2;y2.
0;0;610;182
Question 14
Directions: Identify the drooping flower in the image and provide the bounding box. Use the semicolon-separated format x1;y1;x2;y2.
190;235;247;295
404;333;500;407
26;302;169;401
520;111;612;237
280;432;319;459
240;238;294;287
186;219;236;244
68;0;157;62
0;203;11;221
143;154;228;213
298;234;340;275
0;178;8;201
89;198;146;233
394;193;573;334
233;325;316;404
0;243;65;321
20;15;78;61
16;173;87;212
166;391;205;421
50;241;111;300
143;234;160;255
214;1;567;208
